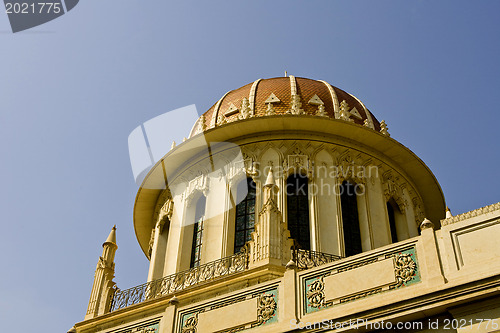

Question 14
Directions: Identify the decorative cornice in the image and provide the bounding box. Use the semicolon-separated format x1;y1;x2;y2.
441;201;500;226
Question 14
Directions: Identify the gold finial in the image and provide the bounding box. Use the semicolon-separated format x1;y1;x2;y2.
285;71;287;77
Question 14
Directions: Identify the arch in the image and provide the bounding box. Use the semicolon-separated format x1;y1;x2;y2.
233;177;257;253
286;173;311;250
190;195;206;268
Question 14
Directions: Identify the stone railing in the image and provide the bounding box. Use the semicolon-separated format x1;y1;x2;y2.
110;249;249;311
291;246;343;270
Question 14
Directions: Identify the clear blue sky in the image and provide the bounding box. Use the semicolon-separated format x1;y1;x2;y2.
1;1;499;332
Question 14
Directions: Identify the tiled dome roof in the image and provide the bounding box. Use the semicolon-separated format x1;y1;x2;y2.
190;76;381;137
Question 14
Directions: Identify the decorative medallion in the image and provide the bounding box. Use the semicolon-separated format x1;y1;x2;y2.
394;253;417;287
181;315;198;333
257;293;277;325
306;278;325;308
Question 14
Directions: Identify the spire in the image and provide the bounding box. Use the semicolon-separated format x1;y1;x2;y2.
265;167;275;187
104;225;116;245
445;207;453;218
85;225;118;320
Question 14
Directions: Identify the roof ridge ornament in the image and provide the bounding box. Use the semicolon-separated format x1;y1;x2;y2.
287;94;304;115
339;100;354;122
265;93;280;104
239;98;251;120
349;106;362;120
224;102;239;116
316;104;327;117
265;93;280;116
380;120;390;136
364;115;375;129
308;94;324;106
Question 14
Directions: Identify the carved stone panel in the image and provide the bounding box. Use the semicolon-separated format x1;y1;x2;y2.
303;247;420;314
178;288;278;333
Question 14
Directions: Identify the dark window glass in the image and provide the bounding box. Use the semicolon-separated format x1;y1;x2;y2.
190;196;206;268
387;201;398;243
286;174;310;250
234;178;256;253
340;181;362;256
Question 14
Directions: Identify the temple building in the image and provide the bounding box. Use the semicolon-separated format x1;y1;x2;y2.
70;76;500;333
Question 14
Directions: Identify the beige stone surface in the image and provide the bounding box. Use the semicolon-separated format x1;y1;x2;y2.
324;258;396;301
452;219;500;268
197;297;258;332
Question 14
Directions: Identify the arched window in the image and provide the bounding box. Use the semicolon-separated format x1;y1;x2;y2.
387;201;398;243
340;180;362;256
234;178;256;253
286;174;310;250
190;195;206;268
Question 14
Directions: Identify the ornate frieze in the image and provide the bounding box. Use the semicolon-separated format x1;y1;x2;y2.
441;201;500;226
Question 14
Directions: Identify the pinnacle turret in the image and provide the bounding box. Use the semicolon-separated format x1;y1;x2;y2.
104;225;117;245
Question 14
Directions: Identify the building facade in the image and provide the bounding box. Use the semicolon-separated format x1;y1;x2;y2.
71;77;500;333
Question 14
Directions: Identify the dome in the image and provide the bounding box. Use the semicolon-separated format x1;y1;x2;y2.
189;76;381;137
135;75;445;260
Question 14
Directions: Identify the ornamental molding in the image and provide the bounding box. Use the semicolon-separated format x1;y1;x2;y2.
441;201;500;226
336;151;366;184
284;146;313;179
147;228;155;259
183;174;209;204
158;199;174;225
382;170;407;213
131;326;159;333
